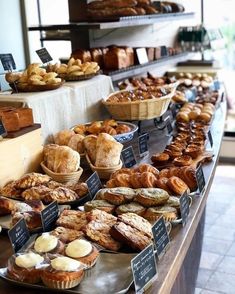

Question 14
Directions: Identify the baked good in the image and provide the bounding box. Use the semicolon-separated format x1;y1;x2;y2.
86;208;117;225
180;166;197;191
135;163;159;177
11;211;42;230
65;239;99;268
103;187;136;205
0;110;20;132
65;182;88;198
50;227;84;243
67;134;85;154
0;181;22;199
144;206;178;222
56;210;88;231
21;185;51;201
155;177;172;194
43;145;80;173
167;176;189;195
167;196;180;214
118;212;152;238
151;152;170;165
116;202;146;216
54;130;75;146
95;133;123;167
115;124;131;134
88;0;138;9
104;47;128;70
15;173;51;189
34;233;64;254
111;168;133;179
135;188;169;207
184;145;202;159
83;135;97;164
7;252;45;284
41;256;84;289
0;197;15;216
130;173;143;189
24;200;45;212
90;48;103;66
110;221;151;251
71;49;92;63
140;172;156;188
16;108;34;128
173;155;192;167
86;121;102;135
84;200;115;213
43;187;78;204
114;173;131;187
158;169;170;178
106;179;118;188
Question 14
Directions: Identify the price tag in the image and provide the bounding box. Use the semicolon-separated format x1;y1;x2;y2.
0;53;16;71
179;192;190;227
166;118;173;134
86;171;102;199
41;201;59;232
121;146;137;168
131;244;157;294
8;218;30;253
0;119;7;138
207;130;213;147
36;47;52;63
161;111;170;122
170;103;177;118
136;48;149;64
196;165;206;193
152;216;170;260
138;133;149;157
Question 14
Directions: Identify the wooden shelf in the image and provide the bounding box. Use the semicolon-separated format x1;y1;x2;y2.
28;12;195;32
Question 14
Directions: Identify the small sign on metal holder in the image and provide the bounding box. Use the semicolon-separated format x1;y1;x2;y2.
152;216;170;260
138;133;149;157
8;218;30;253
86;171;102;199
121;146;137;168
36;47;53;64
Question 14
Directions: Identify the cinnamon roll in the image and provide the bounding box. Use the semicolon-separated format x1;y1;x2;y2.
167;176;189;195
140;172;156;188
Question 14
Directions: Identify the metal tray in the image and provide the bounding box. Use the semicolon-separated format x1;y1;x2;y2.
0;252;136;294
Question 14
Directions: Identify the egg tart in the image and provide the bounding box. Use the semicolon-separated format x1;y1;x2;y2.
144;206;178;222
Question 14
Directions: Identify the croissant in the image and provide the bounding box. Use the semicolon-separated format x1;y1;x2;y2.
155;177;173;195
167;176;189;195
180;166;197;191
140;172;156;188
114;173;131;187
135;163;159;177
130;173;142;189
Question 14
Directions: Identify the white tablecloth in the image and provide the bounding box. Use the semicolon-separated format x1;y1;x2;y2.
0;75;114;142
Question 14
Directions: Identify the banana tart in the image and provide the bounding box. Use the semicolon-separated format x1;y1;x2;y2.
144;206;178;222
116;202;146;216
135;188;169;207
84;200;115;214
103;187;136;205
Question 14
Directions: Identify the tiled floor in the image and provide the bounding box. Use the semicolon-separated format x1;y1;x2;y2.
195;163;235;294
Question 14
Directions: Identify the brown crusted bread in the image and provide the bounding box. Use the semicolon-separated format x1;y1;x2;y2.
103;187;136;205
135;188;169;207
0;181;23;199
118;212;152;238
16;108;34;128
71;49;92;63
104;47;128;70
65;182;88;198
15;173;51;189
0;197;16;216
90;48;103;67
56;210;88;231
85;220;121;251
87;0;138;9
110;222;151;251
21;185;51;201
86;209;117;226
0;110;20;132
50;227;84;243
43;187;78;204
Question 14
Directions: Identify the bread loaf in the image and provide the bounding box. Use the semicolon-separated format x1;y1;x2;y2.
71;49;92;63
16;108;34;128
87;0;138;9
0;110;20;132
104;47;128;70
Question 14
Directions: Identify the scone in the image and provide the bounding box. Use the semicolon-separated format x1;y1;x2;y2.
84;200;115;214
34;233;64;254
41;256;84;289
65;239;99;268
144;206;178;222
103;187;136;205
135;188;169;207
7;252;45;284
116;202;146;216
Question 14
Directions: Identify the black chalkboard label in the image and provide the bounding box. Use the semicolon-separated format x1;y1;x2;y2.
170;103;177;118
0;53;16;71
138;133;149;157
166;118;173;134
8;218;30;253
180;192;190;227
86;171;102;199
41;201;59;232
36;48;52;63
196;165;206;194
152;216;170;259
161;111;170;122
0;119;7;137
121;146;136;168
131;244;157;294
208;130;213;147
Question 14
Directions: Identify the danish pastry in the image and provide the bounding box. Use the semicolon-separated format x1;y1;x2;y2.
167;176;189;195
173;155;192;167
130;173;142;189
140;172;156;188
144;206;178;222
134;163;159;177
135;188;169;207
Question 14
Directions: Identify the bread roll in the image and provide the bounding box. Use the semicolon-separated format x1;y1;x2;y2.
54;130;75;146
68;134;85;154
95;133;123;167
83;135;97;164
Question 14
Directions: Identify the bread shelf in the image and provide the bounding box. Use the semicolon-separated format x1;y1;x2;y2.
28;12;195;32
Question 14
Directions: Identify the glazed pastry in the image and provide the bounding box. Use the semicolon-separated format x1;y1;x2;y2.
114;173;132;187
158;169;170;178
184;146;202;159
12;211;41;230
65;239;99;268
21;185;51;201
144;206;178;222
180;166;197;191
116;202;146;216
46;180;64;189
50;227;84;243
84;200;115;214
115;124;131;134
135;188;169;207
73;124;86;135
86;121;102;135
105;179;118;188
15;173;51;189
130;173;142;189
173;155;193;167
110;168;133;179
101;125;117;135
155;177;173;195
7;252;45;284
0;197;15;216
56;210;88;231
41;256;84;289
43;187;78;204
65;182;88;198
34;233;64;254
0;181;22;199
167;176;189;195
103;187;136;205
140;172;156;188
134;163;159;177
151;152;170;165
167;167;181;178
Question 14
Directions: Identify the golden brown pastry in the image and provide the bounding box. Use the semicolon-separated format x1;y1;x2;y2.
134;163;159;177
43;187;78;204
135;188;169;207
103;187;136;205
173;155;192;167
21;185;51;201
114;173;131;187
106;179;118;188
101;126;117;135
167;176;189;195
0;181;22;199
140;172;156;188
180;166;197;191
11;211;42;230
155;177;173;194
65;182;88;198
130;173;142;189
86;121;102;135
0;197;16;216
158;169;170;178
50;227;84;243
151;152;170;165
84;200;115;214
111;168;133;179
15;173;51;189
116;202;146;216
144;206;178;222
115;124;131;134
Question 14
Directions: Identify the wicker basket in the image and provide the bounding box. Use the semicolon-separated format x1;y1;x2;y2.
102;86;176;121
85;154;123;179
41;162;83;184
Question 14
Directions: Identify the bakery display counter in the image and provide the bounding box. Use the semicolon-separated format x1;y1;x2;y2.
0;75;113;142
0;96;226;294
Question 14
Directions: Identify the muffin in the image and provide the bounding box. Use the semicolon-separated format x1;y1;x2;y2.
116;202;146;216
34;233;64;254
65;239;99;268
41;256;84;289
144;206;178;222
7;252;45;284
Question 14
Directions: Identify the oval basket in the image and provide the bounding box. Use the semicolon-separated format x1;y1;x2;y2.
10;81;64;92
102;86;176;121
41;162;83;184
85;154;123;179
